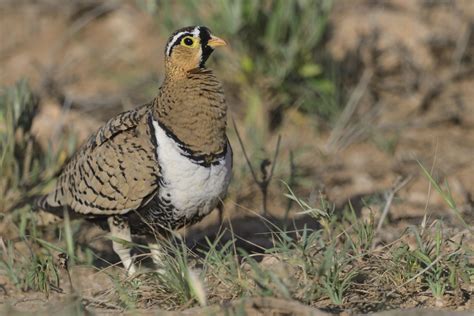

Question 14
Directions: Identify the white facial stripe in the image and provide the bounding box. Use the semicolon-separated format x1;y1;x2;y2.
165;26;202;56
166;31;188;56
192;26;200;37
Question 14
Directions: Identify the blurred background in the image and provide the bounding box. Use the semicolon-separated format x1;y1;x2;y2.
1;0;474;312
1;0;473;239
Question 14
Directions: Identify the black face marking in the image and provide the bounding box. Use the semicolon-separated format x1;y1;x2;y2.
198;26;213;68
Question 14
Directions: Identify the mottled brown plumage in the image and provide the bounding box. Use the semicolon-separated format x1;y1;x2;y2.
37;26;231;274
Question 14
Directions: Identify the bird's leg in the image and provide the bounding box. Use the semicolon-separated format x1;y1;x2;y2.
108;216;137;276
148;241;166;273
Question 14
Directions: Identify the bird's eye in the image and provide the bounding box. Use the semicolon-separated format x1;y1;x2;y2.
182;36;195;47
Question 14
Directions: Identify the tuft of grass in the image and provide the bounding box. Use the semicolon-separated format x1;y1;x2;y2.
152;240;208;307
25;250;61;297
0;80;75;212
200;233;246;299
110;238;209;310
0;80;40;209
0;237;60;297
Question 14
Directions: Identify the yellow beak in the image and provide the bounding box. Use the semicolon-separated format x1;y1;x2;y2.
208;35;227;48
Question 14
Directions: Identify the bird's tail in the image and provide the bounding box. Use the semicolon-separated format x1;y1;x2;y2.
33;194;65;226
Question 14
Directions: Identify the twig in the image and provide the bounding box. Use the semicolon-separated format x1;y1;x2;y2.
268;136;281;183
231;116;258;184
376;176;413;233
261;135;281;215
231;116;281;215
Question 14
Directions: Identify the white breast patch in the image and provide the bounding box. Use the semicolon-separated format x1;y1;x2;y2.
152;120;232;220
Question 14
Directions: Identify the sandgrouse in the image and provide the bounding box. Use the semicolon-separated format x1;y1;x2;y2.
37;26;232;274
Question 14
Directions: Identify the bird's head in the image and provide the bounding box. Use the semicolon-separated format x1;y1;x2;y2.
164;26;227;73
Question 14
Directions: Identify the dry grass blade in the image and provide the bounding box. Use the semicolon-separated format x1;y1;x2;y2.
417;161;470;230
376;176;413;233
326;69;372;153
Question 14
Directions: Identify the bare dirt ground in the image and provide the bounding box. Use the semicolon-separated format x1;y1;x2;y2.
0;0;473;315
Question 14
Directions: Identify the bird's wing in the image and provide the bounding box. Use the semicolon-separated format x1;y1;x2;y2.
38;103;160;216
89;103;151;148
